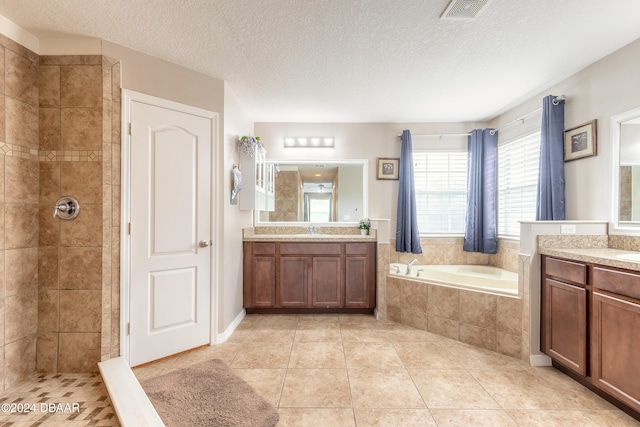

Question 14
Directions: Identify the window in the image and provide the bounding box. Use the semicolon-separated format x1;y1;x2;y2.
413;150;468;234
498;132;541;237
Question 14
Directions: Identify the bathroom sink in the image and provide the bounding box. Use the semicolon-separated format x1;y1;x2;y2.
616;253;640;262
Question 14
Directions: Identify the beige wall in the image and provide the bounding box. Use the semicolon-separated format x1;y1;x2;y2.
221;83;254;335
490;37;640;222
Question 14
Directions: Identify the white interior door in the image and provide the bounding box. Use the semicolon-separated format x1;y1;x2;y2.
128;100;213;366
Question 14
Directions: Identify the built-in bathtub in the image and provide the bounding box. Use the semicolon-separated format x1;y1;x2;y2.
386;263;523;359
389;264;518;297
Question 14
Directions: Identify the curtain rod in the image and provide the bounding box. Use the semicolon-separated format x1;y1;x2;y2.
397;95;566;139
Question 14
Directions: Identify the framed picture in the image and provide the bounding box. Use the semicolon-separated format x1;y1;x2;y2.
564;120;597;162
376;157;399;180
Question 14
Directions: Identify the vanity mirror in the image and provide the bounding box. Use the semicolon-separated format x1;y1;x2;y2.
255;159;368;224
612;107;640;232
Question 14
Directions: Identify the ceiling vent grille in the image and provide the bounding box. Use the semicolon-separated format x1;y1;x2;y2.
440;0;494;21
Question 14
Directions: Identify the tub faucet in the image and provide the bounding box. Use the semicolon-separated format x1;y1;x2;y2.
406;258;419;275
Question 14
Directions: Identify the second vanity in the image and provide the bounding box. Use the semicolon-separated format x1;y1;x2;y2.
243;228;377;313
539;242;640;418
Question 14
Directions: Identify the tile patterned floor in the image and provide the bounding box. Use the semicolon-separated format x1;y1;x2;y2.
1;314;638;426
0;373;119;426
131;314;640;427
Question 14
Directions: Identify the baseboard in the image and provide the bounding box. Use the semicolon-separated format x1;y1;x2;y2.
215;309;246;344
530;354;553;366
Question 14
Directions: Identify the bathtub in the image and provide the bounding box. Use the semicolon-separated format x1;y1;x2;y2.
389;264;518;296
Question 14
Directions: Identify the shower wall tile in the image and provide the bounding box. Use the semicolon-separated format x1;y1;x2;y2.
0;203;4;249
5;97;38;149
40;55;101;66
0;96;5;143
60;162;102;203
102;99;112;142
4;248;38;297
0;158;4;201
112;143;121;185
101;309;111;356
111;309;120;357
60;203;102;247
102;58;112;102
0;253;4;299
5;203;38;249
0;296;4;347
61;108;102;150
4;336;36;388
39;107;61;150
38;247;59;290
39;162;61;204
4;155;38;203
38;65;61;108
5;290;38;343
60;65;102;108
59;290;101;332
102;142;112;183
58;332;100;373
4;49;38;106
112;62;121;103
39;205;60;246
0;46;5;94
36;333;58;373
38;289;59;332
59;247;102;290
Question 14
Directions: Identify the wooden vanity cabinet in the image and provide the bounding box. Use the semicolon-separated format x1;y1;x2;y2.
591;267;640;412
243;241;376;313
541;256;588;377
542;256;640;417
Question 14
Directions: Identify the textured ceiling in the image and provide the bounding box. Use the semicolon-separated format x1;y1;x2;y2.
1;0;639;122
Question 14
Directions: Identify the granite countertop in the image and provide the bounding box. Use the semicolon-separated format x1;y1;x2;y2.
243;233;376;242
539;247;640;271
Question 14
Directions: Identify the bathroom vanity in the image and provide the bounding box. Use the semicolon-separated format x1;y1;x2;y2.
541;251;640;418
243;233;376;313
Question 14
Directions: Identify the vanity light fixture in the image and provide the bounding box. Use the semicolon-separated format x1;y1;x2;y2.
284;137;334;148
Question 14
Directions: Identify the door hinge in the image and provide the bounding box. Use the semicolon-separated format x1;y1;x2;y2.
127;322;131;335
128;223;131;235
128;122;132;135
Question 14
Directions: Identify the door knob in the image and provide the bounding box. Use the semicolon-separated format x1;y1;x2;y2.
199;240;212;248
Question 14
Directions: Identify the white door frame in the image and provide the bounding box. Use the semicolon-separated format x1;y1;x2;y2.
120;89;220;364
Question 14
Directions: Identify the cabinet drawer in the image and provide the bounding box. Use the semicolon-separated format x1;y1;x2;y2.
345;243;368;255
280;243;341;255
593;267;640;300
544;257;587;286
253;242;276;255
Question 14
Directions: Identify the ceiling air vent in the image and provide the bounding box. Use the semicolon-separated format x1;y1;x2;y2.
440;0;494;21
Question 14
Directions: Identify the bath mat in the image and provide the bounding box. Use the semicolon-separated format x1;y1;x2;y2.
140;359;279;427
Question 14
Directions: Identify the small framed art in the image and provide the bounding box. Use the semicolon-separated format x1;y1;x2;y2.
564;120;597;162
376;157;399;180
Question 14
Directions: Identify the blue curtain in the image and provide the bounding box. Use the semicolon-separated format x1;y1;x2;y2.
463;129;498;254
395;130;422;254
536;95;565;220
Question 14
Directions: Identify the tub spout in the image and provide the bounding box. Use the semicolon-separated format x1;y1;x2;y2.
406;258;419;275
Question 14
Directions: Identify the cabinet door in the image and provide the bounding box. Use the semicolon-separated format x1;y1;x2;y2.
345;256;369;308
252;256;276;307
279;257;308;307
592;291;640;412
542;278;587;376
310;257;342;308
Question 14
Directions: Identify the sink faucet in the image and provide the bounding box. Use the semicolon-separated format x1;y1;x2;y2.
406;258;419;275
307;225;317;235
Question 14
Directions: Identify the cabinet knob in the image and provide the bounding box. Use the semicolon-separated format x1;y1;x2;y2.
199;240;212;248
